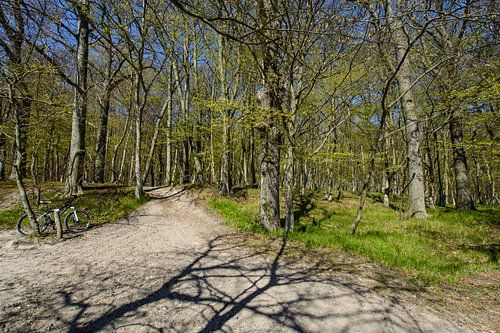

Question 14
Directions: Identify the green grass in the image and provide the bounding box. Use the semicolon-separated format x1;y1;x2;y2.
208;189;499;285
0;184;149;229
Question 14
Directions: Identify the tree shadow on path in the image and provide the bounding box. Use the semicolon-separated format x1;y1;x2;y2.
45;234;431;333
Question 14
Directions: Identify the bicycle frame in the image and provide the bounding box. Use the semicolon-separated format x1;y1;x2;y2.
38;201;78;226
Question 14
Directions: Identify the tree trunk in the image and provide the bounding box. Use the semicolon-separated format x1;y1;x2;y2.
164;82;173;185
256;88;281;231
284;143;294;231
434;131;445;206
450;115;474;209
8;97;29;182
209;110;216;184
66;0;90;196
242;131;248;186
181;140;190;184
0;103;6;180
172;47;191;185
134;72;144;199
94;87;111;183
191;29;203;185
133;0;148;199
388;0;427;218
111;112;131;183
143;94;170;182
8;82;37;231
249;128;257;186
256;0;282;231
444;137;450;205
218;34;232;195
30;152;41;203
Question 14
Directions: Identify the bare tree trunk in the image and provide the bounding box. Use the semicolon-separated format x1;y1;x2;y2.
94;87;111;183
444;137;450;205
111;112;131;183
382;127;393;207
209;110;216;184
483;157;496;204
434;131;445;206
350;168;373;236
256;88;281;231
172;47;191;184
388;0;427;218
0;102;6;180
256;0;282;231
2;0;30;181
128;155;134;186
143;93;170;182
425;143;436;209
42;125;54;182
192;29;203;185
450;115;474;209
172;146;178;185
8;82;37;231
242;130;248;186
133;0;148;199
249;128;257;186
134;72;144;199
218;34;232;195
164;82;173;185
30;152;41;203
94;44;116;184
284;143;294;231
66;0;90;196
181;140;190;185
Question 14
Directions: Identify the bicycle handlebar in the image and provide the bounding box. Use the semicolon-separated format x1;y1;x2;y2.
38;195;77;207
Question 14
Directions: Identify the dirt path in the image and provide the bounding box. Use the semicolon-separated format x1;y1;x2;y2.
0;188;473;332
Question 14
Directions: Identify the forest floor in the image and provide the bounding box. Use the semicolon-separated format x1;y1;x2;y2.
0;187;493;332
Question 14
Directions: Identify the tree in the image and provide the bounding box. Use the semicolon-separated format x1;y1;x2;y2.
65;0;90;195
0;0;30;179
387;0;427;218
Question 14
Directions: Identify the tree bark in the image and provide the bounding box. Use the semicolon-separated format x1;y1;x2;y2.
450;115;475;209
133;0;148;199
164;75;173;185
94;48;115;184
218;34;232;195
111;111;131;183
256;0;282;231
0;101;5;179
143;94;170;182
94;87;111;183
256;88;281;231
1;0;30;180
8;82;37;231
134;72;144;199
66;0;90;196
388;0;427;218
249;128;257;186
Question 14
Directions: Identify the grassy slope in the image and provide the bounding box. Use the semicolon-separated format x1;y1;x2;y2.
0;182;149;230
208;188;499;285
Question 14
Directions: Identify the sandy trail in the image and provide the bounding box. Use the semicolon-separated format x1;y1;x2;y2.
0;187;471;332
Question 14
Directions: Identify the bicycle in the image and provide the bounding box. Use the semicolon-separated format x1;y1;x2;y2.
17;195;91;235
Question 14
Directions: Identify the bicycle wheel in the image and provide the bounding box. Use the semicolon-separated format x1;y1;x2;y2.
17;211;48;235
64;210;91;232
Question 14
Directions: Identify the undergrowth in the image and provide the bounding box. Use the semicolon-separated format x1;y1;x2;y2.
208;188;500;285
0;183;148;229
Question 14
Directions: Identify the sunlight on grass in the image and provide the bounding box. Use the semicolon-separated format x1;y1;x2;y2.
209;189;499;284
0;185;149;229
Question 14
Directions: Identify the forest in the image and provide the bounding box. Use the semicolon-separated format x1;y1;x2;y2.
0;0;498;231
0;0;499;331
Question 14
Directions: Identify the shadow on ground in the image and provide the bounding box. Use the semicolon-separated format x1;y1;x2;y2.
0;230;439;333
